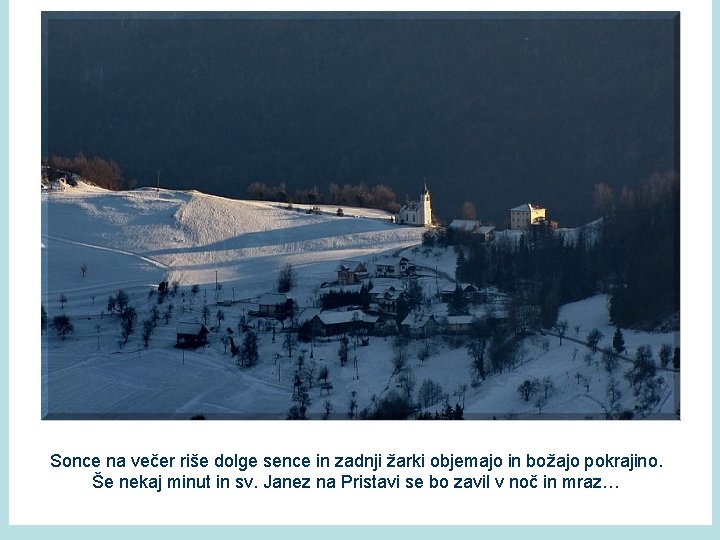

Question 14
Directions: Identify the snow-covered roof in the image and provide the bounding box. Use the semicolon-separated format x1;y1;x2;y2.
316;310;378;326
475;226;495;235
400;201;422;211
336;260;366;272
371;282;404;295
176;322;208;335
401;311;437;328
258;293;290;305
511;203;545;212
297;307;322;327
449;219;480;231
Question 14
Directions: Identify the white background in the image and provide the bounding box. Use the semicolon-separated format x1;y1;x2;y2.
9;0;712;526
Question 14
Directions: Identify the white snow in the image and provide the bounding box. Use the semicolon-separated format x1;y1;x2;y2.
42;183;677;419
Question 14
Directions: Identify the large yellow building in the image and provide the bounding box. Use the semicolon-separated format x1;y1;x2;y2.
509;203;546;230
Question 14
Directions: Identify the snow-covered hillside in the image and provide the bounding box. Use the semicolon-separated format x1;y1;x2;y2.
41;183;678;419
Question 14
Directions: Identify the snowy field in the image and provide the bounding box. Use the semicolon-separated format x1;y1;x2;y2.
41;182;678;419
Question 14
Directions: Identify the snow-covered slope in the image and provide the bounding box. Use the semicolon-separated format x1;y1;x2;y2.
42;183;423;302
41;183;677;419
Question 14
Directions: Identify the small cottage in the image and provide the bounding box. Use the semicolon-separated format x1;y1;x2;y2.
401;311;440;338
257;293;292;318
474;225;496;242
309;310;379;337
444;315;475;335
176;322;209;347
449;219;481;233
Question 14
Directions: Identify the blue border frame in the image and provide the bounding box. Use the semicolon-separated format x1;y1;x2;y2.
2;4;715;538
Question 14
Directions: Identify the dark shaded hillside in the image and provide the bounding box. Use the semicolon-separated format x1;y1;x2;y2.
44;13;678;226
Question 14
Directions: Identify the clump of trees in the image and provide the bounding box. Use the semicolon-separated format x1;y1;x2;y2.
277;263;297;294
417;379;446;408
52;314;74;340
43;153;134;191
321;285;371;310
361;391;414;420
625;345;667;418
240;330;259;368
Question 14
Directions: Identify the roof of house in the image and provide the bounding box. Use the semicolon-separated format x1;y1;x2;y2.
316;310;378;326
297;307;322;327
511;203;545;212
371;283;404;295
336;261;366;272
475;225;496;235
401;311;437;329
449;219;480;231
176;322;209;335
258;293;290;305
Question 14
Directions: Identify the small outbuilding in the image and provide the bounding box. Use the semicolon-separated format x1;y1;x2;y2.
176;322;209;347
401;311;440;338
257;293;293;318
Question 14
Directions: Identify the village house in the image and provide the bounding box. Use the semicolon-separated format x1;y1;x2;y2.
510;203;546;230
474;225;496;242
448;219;481;233
441;283;479;303
374;257;410;278
336;261;368;285
257;293;292;319
306;309;379;337
397;185;432;227
371;285;404;314
296;307;323;340
401;311;440;338
444;315;475;335
176;322;209;347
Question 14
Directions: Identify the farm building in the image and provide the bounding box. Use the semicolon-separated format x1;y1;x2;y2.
475;225;496;242
448;219;481;233
257;293;293;318
401;311;440;338
305;310;379;337
444;315;475;335
176;322;209;347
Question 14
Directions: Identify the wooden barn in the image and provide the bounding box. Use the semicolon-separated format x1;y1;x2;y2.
176;322;209;347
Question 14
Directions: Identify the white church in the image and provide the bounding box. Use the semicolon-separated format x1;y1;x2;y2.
397;184;432;227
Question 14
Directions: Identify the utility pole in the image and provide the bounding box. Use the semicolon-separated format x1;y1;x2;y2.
156;170;160;193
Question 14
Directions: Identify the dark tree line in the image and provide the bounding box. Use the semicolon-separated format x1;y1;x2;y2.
599;172;679;328
321;285;371;310
247;181;401;214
